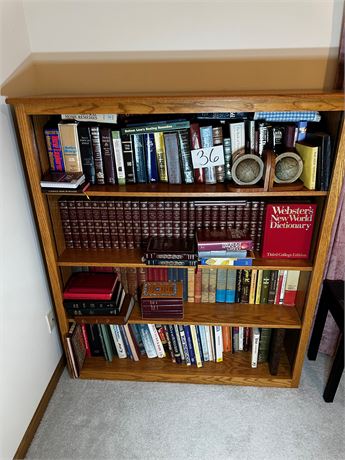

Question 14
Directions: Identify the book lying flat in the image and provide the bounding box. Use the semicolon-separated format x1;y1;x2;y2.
146;237;197;259
63;272;118;300
196;229;254;251
40;171;85;189
141;281;183;301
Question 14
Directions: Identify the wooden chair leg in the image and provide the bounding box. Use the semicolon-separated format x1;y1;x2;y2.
323;334;344;402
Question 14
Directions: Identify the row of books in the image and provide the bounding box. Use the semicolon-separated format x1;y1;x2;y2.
44;112;329;188
58;198;265;251
70;267;300;307
66;321;286;377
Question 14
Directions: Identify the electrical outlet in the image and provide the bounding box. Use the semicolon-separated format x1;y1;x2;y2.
46;310;56;333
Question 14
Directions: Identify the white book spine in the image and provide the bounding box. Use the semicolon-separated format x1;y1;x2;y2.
198;326;209;362
208;326;215;361
139;325;157;358
238;327;244;351
190;325;203;368
204;326;213;361
147;324;166;358
110;325;127;359
279;270;288;304
62;114;118;123
214;326;223;362
251;328;261;368
112;131;126;185
178;325;191;366
173;325;185;361
230;122;245;159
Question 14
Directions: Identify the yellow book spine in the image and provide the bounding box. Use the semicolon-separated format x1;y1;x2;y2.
154;132;168;182
187;267;195;302
255;270;263;304
201;268;210;303
249;269;257;304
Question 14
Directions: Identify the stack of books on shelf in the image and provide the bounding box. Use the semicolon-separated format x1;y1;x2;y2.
196;228;255;266
63;271;134;321
40;171;88;192
43;110;333;191
144;236;197;266
65;320;286;377
58;197;265;251
140;281;184;319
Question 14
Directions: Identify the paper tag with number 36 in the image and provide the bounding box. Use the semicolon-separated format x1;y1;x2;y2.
191;145;225;169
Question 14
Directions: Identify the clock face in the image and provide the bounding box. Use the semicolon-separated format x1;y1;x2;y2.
274;153;303;183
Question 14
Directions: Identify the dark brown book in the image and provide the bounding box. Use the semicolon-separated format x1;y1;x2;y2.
123;201;134;249
66;322;86;377
190;122;205;183
100;126;117;184
84;200;97;249
115;201;127;249
145;237;196;260
91;200;104;249
269;328;286;375
59;198;74;249
148;200;158;238
107;201;119;249
76;199;89;249
141;281;183;301
240;269;251;303
67;199;81;249
99;199;111;249
196;228;253;251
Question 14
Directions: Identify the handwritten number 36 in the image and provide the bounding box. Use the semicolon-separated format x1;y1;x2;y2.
197;148;220;166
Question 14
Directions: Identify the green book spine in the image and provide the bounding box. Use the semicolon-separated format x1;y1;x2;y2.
260;270;271;303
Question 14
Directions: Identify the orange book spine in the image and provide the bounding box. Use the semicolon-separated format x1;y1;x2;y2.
222;326;231;352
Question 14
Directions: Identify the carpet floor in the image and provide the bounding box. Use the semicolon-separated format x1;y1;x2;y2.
26;354;344;460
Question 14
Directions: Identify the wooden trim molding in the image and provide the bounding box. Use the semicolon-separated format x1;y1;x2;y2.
13;357;65;460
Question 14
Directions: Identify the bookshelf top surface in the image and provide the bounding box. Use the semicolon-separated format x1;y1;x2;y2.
7;91;344;114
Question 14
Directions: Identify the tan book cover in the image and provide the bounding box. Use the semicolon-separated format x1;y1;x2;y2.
58;122;83;173
141;281;183;300
201;268;210;303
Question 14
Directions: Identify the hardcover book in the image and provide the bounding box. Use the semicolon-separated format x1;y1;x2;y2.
141;281;183;301
145;237;197;260
164;132;182;184
63;272;118;300
58;122;83;173
40;171;85;189
44;124;64;171
261;203;317;259
295;142;318;190
77;124;96;184
197;229;254;251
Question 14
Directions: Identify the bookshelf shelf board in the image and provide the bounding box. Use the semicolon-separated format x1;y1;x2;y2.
71;302;301;329
128;302;301;329
79;350;293;387
57;248;313;271
82;183;327;198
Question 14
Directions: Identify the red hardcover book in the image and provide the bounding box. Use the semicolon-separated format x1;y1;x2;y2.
261;203;317;259
196;229;254;251
63;272;118;300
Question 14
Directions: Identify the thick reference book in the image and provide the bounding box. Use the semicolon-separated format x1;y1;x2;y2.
261;203;317;259
40;171;85;189
58;122;83;173
196;229;254;251
63;272;118;300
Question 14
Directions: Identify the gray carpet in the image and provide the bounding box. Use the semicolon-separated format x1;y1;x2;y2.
26;354;344;460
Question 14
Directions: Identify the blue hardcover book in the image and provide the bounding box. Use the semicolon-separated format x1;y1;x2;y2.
132;134;148;183
138;324;157;358
195;326;204;361
167;268;174;282
296;121;308;142
183;325;196;365
144;133;159;182
198;325;209;362
225;270;237;303
216;269;227;302
130;324;146;356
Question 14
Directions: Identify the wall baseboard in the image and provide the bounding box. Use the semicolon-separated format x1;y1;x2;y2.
13;356;65;459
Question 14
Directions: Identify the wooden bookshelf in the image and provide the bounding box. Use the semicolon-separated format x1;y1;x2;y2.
72;302;301;329
57;248;313;271
8;91;344;388
80;350;293;387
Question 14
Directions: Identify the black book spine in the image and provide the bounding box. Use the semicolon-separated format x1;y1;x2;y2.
86;324;104;357
65;307;119;316
100;126;117;185
63;299;121;309
77;125;96;184
268;270;279;304
90;125;105;185
269;328;286;375
121;133;136;183
167;324;182;363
